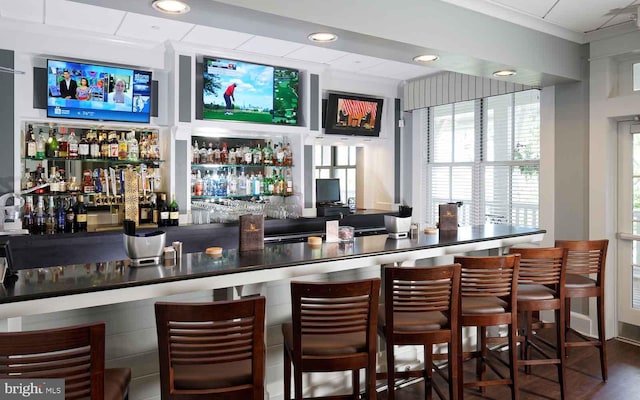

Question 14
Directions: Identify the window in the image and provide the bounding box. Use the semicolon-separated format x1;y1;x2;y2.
423;90;540;227
314;145;357;204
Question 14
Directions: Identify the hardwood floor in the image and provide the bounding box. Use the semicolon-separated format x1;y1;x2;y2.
377;339;640;400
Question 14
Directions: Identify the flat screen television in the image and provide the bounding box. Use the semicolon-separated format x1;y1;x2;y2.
201;57;299;125
47;59;152;123
316;178;341;205
324;93;383;136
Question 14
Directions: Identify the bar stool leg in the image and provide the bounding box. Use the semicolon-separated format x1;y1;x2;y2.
597;296;608;381
284;350;291;400
387;341;395;400
508;320;519;400
424;345;433;400
556;308;567;400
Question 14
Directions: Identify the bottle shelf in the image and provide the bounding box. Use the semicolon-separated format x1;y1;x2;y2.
192;194;293;200
23;157;164;165
191;163;293;168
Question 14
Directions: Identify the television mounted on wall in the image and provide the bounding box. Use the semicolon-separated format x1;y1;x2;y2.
200;57;299;125
324;92;383;137
47;59;152;123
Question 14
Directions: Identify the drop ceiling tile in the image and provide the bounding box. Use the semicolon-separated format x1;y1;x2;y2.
546;0;635;33
488;0;558;17
45;0;124;35
284;45;347;64
361;60;440;80
182;25;254;49
328;53;386;72
0;0;44;23
116;12;194;43
235;36;304;56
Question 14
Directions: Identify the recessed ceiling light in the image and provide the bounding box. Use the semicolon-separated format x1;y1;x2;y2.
308;32;338;43
493;69;517;77
152;0;190;14
413;54;440;63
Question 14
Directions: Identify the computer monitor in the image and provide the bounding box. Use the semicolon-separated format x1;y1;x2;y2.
315;178;341;205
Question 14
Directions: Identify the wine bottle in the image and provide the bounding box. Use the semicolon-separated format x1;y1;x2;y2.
158;193;169;227
74;195;87;232
65;197;75;233
169;194;179;226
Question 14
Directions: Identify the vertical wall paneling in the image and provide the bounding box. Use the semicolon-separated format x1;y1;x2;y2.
310;74;319;131
0;50;14;194
175;140;188;215
403;71;533;111
304;145;313;208
394;99;401;204
151;80;159;117
178;55;191;123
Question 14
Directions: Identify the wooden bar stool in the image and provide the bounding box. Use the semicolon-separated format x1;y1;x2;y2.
509;246;568;399
378;264;462;400
154;297;266;400
282;278;380;400
0;322;131;400
555;239;609;381
454;254;520;400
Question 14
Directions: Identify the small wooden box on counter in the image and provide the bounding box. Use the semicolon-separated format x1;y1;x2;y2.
438;203;458;231
239;214;264;251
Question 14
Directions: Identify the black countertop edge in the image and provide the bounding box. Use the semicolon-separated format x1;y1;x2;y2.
0;225;546;304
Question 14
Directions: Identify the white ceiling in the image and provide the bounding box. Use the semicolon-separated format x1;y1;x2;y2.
0;0;440;81
0;0;638;82
442;0;640;42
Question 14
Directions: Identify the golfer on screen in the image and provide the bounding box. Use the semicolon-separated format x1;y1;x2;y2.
224;83;237;115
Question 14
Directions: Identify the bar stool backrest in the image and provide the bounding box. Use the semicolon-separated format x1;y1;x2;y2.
155;297;266;400
555;240;608;283
0;322;106;400
509;247;567;287
454;254;520;306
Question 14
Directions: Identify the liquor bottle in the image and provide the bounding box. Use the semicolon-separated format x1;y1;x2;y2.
229;147;237;165
26;125;37;158
46;128;59;158
58;130;68;159
74;195;87;232
227;169;237;195
22;196;34;233
68;130;79;159
64;196;75;233
206;143;214;164
78;133;89;159
275;143;285;166
36;130;46;160
220;142;228;164
213;143;221;164
57;169;67;193
263;173;272;195
45;196;56;235
284;142;293;166
109;132;119;160
48;167;59;194
251;172;262;196
192;140;200;164
56;198;66;233
100;132;110;159
194;170;203;196
158;193;169;227
252;143;262;165
150;133;160;160
139;195;152;224
128;131;139;161
34;196;46;235
118;132;128;160
285;169;294;195
262;141;273;165
169;194;179;227
238;168;247;196
89;131;100;159
150;193;158;225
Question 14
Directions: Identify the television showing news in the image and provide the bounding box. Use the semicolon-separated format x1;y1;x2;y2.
316;178;341;205
325;93;383;136
47;59;152;123
202;57;299;125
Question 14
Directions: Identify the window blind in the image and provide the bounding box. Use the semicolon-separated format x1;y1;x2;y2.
424;89;540;227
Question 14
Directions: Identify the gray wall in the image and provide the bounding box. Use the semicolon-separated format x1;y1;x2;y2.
0;49;14;194
554;45;590;241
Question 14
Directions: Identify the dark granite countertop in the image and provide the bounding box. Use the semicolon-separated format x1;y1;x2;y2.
0;224;545;305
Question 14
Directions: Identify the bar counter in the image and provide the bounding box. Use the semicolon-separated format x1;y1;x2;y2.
0;224;544;320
